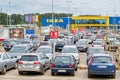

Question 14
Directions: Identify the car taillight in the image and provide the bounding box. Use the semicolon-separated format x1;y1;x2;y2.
69;64;74;68
34;61;40;64
102;45;104;47
92;45;94;47
110;57;114;64
18;61;23;64
51;63;55;68
89;57;94;65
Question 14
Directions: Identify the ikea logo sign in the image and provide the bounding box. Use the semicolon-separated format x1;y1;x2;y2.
46;19;64;23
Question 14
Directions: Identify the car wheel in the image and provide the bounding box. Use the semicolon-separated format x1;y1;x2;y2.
14;62;18;69
112;73;116;78
51;71;55;76
75;67;77;71
71;70;75;76
18;71;23;75
1;66;7;75
88;73;92;78
40;67;45;75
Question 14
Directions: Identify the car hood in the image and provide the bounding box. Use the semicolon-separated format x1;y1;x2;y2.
61;53;79;60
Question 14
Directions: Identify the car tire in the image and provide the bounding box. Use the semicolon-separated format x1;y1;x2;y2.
1;66;7;75
14;62;18;69
18;71;23;75
112;73;116;78
88;73;92;78
51;71;55;76
75;67;77;71
40;67;45;75
71;70;75;76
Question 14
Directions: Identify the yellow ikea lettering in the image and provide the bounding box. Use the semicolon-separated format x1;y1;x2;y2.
46;19;63;23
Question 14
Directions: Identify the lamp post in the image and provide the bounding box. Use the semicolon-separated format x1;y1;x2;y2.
52;0;54;29
9;1;11;27
66;0;72;32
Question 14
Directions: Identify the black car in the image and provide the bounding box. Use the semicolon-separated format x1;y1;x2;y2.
2;39;17;51
55;41;67;52
44;35;50;41
51;55;77;76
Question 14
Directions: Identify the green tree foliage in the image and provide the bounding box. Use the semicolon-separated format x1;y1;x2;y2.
0;12;72;27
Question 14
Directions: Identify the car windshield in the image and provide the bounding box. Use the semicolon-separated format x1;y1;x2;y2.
20;55;38;61
37;48;51;53
89;48;104;53
3;41;10;45
54;56;71;64
76;40;87;45
62;47;78;53
9;46;25;53
93;42;102;45
93;56;111;63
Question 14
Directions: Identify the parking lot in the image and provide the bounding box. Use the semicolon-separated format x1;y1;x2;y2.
0;52;120;80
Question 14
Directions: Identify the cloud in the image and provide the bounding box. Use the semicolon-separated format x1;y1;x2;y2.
0;0;120;15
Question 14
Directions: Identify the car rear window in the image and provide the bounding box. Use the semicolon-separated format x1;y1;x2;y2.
20;55;38;61
92;56;111;63
3;41;10;44
54;56;71;64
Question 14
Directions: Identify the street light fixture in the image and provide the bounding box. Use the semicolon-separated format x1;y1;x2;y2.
66;0;72;32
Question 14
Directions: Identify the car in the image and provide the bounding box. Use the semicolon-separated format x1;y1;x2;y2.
44;34;50;41
55;41;67;52
61;45;80;64
36;46;54;61
39;41;51;47
2;39;17;51
92;40;105;48
18;53;50;75
88;54;116;78
87;47;105;64
9;44;33;58
51;55;77;76
0;52;18;75
75;39;89;52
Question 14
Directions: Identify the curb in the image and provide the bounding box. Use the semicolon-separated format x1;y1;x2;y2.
77;65;88;70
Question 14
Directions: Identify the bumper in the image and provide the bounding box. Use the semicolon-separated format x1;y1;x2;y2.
51;68;74;74
88;70;116;75
18;66;41;72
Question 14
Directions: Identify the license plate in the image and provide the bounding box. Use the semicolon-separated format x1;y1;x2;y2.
58;70;66;72
98;66;107;68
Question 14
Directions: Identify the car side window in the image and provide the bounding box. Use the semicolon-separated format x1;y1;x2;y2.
6;54;14;59
3;54;9;60
40;54;48;60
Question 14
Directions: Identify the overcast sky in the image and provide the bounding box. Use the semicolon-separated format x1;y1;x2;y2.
0;0;120;16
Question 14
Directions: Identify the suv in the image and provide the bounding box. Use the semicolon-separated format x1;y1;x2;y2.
18;53;50;75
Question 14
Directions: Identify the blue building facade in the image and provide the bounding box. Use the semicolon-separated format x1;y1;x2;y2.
42;18;72;29
109;17;120;29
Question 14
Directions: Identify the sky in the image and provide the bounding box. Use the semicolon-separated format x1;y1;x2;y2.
0;0;120;16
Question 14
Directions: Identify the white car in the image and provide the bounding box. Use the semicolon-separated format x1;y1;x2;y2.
36;46;54;61
61;45;80;64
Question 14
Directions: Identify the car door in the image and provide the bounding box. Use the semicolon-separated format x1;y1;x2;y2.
6;54;16;68
3;54;12;69
40;54;50;69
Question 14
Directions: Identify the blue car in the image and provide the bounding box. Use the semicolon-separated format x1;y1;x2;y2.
51;55;77;76
88;54;116;78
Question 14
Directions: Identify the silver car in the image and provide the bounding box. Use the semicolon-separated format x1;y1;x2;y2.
61;45;80;64
36;46;54;61
0;52;18;75
18;53;50;75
